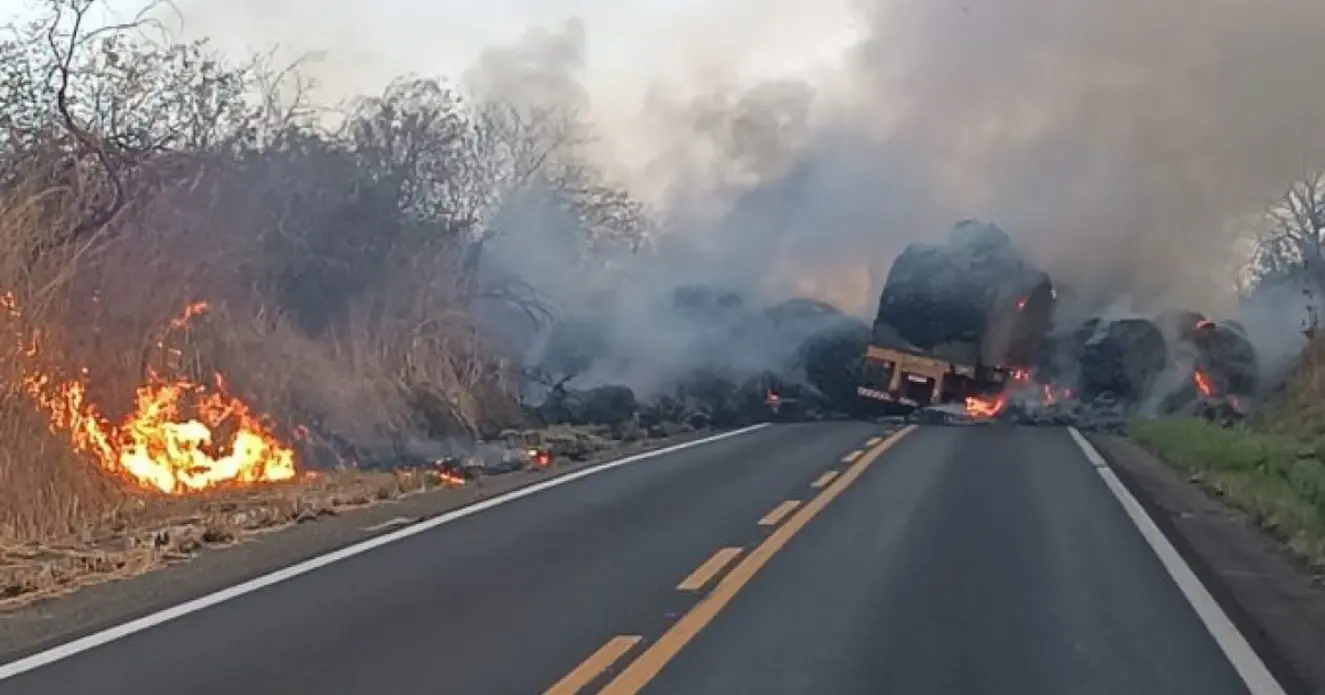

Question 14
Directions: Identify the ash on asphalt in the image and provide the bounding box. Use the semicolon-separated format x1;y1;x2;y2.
884;400;1129;432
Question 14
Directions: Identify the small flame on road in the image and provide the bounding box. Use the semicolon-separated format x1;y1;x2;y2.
965;394;1006;419
964;368;1074;420
436;469;468;487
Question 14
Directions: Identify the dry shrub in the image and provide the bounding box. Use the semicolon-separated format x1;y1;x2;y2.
0;171;125;540
1262;334;1325;435
0;158;525;545
0;399;124;542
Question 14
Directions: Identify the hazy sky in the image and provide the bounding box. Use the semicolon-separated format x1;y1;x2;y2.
4;0;1322;322
0;0;863;190
0;0;859;104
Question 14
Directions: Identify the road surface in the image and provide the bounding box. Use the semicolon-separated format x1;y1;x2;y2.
0;422;1279;694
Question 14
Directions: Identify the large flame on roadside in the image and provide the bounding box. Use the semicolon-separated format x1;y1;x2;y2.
3;294;296;493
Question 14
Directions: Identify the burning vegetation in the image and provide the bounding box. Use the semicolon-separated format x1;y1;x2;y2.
3;295;297;494
0;0;656;549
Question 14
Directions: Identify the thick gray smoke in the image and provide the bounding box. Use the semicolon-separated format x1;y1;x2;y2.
158;0;1325;396
601;0;1325;397
646;0;1325;315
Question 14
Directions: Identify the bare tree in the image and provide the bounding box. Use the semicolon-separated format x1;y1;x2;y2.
1254;170;1325;288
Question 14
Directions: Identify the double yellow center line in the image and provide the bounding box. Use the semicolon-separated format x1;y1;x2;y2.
549;424;915;695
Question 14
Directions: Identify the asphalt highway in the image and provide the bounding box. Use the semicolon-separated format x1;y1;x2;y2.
0;422;1275;694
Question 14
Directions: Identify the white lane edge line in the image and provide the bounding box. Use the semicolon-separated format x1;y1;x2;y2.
0;423;772;681
1066;427;1287;695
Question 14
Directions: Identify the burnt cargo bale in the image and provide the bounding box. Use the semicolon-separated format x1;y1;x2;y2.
1192;321;1258;397
929;340;982;366
875;243;988;349
762;297;864;370
872;220;1053;364
983;276;1056;367
1154;309;1210;343
674;370;743;428
1075;318;1167;403
764;298;846;328
871;321;919;351
797;322;871;411
539;384;638;426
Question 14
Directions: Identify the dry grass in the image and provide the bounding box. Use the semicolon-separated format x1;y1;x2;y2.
0;402;125;542
1256;335;1325;436
0;467;454;609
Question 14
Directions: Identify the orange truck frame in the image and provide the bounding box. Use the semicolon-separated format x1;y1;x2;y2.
856;343;1009;409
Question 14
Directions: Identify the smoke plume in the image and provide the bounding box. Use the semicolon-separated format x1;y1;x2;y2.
160;0;1325;392
646;0;1325;314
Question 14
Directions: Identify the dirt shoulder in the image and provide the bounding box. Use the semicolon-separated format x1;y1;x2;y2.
0;428;714;661
1090;433;1325;695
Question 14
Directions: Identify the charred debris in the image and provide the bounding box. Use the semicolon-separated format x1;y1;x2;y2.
858;220;1258;430
529;286;873;431
522;219;1261;438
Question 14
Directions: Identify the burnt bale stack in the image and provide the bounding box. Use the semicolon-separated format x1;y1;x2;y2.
1191;320;1259;400
1072;317;1168;403
537;384;639;426
872;219;1054;367
764;298;871;411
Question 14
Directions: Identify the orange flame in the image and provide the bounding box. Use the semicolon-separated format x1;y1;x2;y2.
5;294;297;493
965;394;1006;419
436;469;467;487
1193;369;1214;398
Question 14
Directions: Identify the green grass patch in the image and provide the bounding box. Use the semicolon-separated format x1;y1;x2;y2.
1131;418;1325;568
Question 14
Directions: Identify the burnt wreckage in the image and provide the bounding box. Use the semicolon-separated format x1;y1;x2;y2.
856;220;1257;417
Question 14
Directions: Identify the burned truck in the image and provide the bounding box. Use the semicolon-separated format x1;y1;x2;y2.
856;219;1262;418
857;220;1056;409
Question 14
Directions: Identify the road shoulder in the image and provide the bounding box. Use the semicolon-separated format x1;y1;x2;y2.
0;428;722;662
1089;433;1325;695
